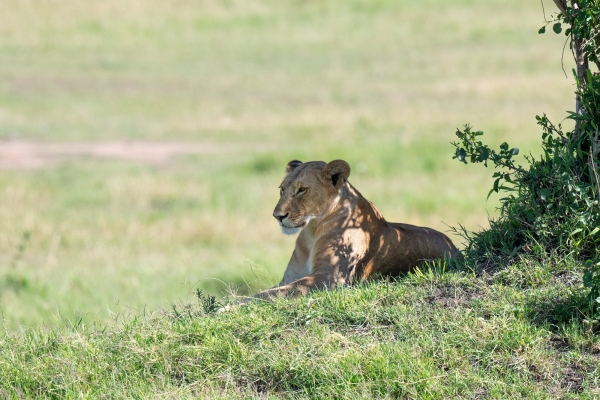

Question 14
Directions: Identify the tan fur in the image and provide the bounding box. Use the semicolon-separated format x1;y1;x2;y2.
255;159;459;300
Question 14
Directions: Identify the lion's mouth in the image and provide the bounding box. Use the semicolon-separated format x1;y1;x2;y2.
281;221;306;229
279;220;308;235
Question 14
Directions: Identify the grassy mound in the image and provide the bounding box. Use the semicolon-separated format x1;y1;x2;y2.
1;262;598;398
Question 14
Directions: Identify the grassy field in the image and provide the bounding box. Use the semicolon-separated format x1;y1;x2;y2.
0;0;577;332
1;265;599;398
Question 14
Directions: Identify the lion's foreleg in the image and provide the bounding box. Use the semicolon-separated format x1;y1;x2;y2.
253;273;334;300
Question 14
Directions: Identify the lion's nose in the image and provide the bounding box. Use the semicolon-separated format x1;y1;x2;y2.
273;212;289;222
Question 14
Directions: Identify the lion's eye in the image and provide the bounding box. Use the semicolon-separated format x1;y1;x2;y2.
296;188;307;196
279;187;284;195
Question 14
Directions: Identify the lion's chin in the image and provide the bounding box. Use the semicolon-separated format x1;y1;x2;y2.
281;221;307;235
281;225;302;235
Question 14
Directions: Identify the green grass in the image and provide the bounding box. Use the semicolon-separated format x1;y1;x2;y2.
0;0;574;143
1;264;598;398
0;0;598;396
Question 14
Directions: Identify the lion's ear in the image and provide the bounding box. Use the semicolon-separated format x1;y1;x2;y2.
322;160;350;188
285;160;303;174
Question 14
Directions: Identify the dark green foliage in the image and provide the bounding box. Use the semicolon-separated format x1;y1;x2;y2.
452;99;600;325
196;288;222;315
452;0;600;324
170;289;223;322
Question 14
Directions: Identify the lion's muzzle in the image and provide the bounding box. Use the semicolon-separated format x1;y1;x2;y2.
273;212;289;222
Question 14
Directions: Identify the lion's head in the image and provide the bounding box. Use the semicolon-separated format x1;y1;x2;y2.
273;159;351;235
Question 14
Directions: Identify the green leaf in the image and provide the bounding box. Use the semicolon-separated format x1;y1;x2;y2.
590;227;600;236
538;26;546;34
479;147;489;161
498;185;515;192
456;148;466;163
493;177;500;193
570;228;583;236
510;148;519;156
553;23;562;34
500;142;509;151
540;188;551;200
583;268;593;286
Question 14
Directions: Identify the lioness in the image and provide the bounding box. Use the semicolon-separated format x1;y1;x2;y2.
254;159;459;300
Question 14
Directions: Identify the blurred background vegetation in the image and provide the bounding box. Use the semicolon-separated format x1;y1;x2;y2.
0;0;575;330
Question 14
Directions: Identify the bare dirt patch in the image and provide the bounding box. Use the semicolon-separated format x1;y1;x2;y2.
0;140;260;170
427;285;483;308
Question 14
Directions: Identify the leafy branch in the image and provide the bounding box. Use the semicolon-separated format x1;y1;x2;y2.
451;125;523;198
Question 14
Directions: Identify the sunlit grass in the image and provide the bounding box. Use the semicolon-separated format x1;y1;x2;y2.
1;269;598;397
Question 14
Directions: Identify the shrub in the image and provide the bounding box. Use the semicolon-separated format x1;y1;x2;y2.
451;0;600;323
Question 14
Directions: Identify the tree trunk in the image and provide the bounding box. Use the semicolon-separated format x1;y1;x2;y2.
553;0;567;14
567;1;588;135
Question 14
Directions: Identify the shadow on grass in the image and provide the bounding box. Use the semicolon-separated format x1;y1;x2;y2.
525;290;594;329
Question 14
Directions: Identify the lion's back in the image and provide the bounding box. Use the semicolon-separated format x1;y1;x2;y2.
389;222;459;258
